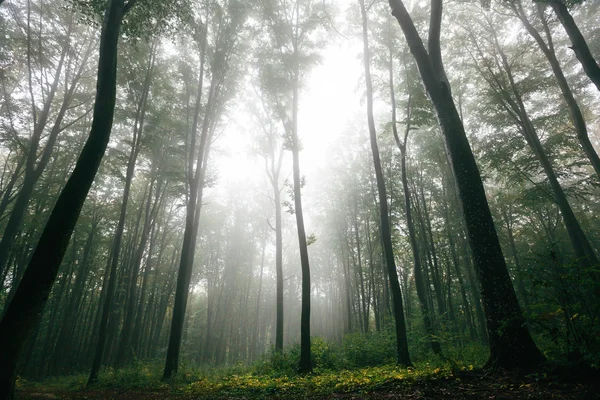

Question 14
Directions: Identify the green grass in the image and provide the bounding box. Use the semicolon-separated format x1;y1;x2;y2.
19;363;467;399
17;335;489;398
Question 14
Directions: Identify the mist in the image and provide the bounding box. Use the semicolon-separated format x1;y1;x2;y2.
0;0;599;398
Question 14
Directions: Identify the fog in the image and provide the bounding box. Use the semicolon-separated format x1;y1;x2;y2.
0;0;599;397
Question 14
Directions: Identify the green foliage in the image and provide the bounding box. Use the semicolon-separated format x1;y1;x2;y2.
72;0;192;39
255;337;345;375
21;361;459;399
341;331;396;367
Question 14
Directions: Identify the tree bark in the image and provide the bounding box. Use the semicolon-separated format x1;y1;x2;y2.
0;0;131;397
388;0;544;369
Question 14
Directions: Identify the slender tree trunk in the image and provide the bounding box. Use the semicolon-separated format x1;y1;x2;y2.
501;206;529;308
513;2;600;179
49;217;99;375
388;42;441;355
88;89;146;385
163;31;212;377
360;0;411;367
290;76;313;373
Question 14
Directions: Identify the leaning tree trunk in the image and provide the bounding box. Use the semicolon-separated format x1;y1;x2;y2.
388;0;544;369
0;0;130;398
514;2;600;180
360;0;412;367
549;0;600;92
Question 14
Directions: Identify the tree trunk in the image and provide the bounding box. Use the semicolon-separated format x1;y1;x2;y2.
0;0;129;397
514;2;600;180
49;217;99;375
290;75;313;373
360;0;411;367
549;0;600;92
388;0;544;369
163;31;212;377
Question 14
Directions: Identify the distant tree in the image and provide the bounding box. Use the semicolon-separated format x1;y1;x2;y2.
163;0;248;379
258;0;328;373
250;92;286;352
388;43;442;356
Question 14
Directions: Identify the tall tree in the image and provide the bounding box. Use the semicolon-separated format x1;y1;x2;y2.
389;48;442;356
359;0;411;366
259;0;327;373
252;94;286;352
465;12;599;275
387;0;545;369
507;0;600;180
163;0;247;378
0;0;138;397
88;39;156;385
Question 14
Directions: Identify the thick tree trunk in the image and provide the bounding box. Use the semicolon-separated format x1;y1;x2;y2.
388;0;544;369
360;0;411;367
0;0;129;397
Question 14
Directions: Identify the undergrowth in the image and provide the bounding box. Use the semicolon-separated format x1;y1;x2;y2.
18;332;489;398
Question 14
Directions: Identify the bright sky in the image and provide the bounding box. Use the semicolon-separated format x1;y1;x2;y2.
211;22;364;205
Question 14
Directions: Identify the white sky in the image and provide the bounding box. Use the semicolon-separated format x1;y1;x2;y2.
211;25;365;205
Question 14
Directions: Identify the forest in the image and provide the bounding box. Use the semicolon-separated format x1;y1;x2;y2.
0;0;599;398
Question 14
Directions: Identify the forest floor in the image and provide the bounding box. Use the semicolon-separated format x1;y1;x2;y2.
17;365;600;400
